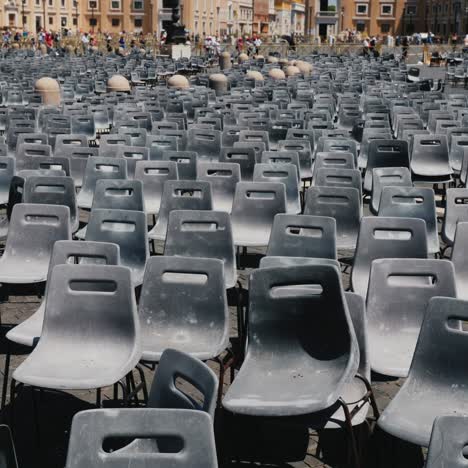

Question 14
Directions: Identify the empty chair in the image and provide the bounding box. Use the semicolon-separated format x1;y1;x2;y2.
102;145;149;179
364;139;410;192
312;151;355;180
231;182;286;247
266;214;336;259
25;156;70;176
223;264;359;416
304;186;361;251
411;134;452;183
86;209;148;286
162;150;197;180
261;151;301;179
164;210;236;289
451;222;468;301
12;264;140;393
278;139;312;179
351;217;428;298
91;179;144;212
65;409;218;468
139;256;229;362
370;167;412;215
239;130;270;151
0;157;15;205
55;146;99;188
197;162;240;213
54;134;88;153
219;147;256;180
315;168;362;199
253;163;300;214
322;138;358;163
442;188;468;246
0;204;70;284
148;180;212;241
146;135;178;161
366;258;456;377
16;143;52;171
77;157;128;209
378;297;468;447
449;135;468;173
378;186;439;254
23;176;78;233
186;129;221;161
71;115;95;140
426;416;468;468
134;160;178;215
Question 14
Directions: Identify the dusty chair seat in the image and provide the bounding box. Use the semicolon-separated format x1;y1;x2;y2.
0;204;71;284
13;264;140;390
223;264;359;417
378;297;468;447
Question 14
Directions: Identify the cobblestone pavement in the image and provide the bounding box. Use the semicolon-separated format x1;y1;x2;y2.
0;65;463;468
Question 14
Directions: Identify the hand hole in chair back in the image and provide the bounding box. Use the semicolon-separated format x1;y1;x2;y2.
324;158;348;165
151;141;172;147
25;148;48;156
270;283;324;298
67;254;109;265
387;274;437;287
269;157;291;164
174;189;202;198
325;175;353;184
317;194;349;205
373;229;412;240
287;226;323;237
101;221;136;232
244;135;262;141
24;214;59;225
122;151;144;160
63;139;83;145
38;163;64;171
105;188;133;197
24;138;43;144
0;162;7;170
195;133;215;142
170;157;190;164
34;184;66;194
329;145;350;152
391;195;424;204
145;167;169;175
162;271;208;285
227;152;250;160
284;144;303;151
263;170;288;178
457;141;468;147
380;175;404;183
102;435;184;454
246;190;276;200
207;169;233;177
446;316;468;332
377;145;402;152
175;374;206;409
72;151;94;159
69;279;117;293
421;139;442;146
455;197;468;204
181;221;218;232
96;164;119;173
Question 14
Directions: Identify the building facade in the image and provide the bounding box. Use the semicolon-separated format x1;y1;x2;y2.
421;0;467;38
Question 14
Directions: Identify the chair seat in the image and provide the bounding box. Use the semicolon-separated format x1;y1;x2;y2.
0;216;8;241
76;191;93;209
232;226;272;247
7;303;44;347
0;256;49;283
13;339;140;390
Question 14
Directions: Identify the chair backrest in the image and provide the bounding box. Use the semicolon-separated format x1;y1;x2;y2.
162;150;197;180
147;135;178;161
220;147;256;180
261;150;301;179
451;222;468;300
23;176;78;231
91;179;144;212
102;145;149;179
65;409;218;468
443;188;468;245
16;143;52;171
5;203;70;260
411;134;452;177
351;217;428;297
0;156;15;191
267;214;337;259
149;348;218;417
165;210;236;288
239;129;270;151
54;134;88;152
426;416;468;468
315;167;362;198
197;162;240;213
370;167;412;215
186;129;221;161
278;139;312;178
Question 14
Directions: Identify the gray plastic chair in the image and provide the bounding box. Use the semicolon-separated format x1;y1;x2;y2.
223;263;359;416
0;204;70;284
278;139;312;179
253;163;300;214
16;143;52;171
313;151;355;180
370;167;412;215
322;138;357;163
364;139;410;192
449;135;468;173
219;147;256;180
239;130;270;151
134;160;178;215
148;180;212;241
77;157;128;209
411;134;453;183
164;210;236;289
54;134;88;153
139;256;229;362
86;209;148;287
442;188;468;246
261;150;301;179
351;217;428;298
426;416;468;468
451;222;468;301
197;162;240;213
147;135;178;161
65;409;218;468
54;146;99;188
304;186;361;251
186;129;221;161
6;240;120;348
25;155;71;176
366;258;456;377
378;297;468;447
101;145;149;179
266;214;337;260
0;157;15;205
23;176;78;233
13;264;140;390
315;168;362;199
231;181;286;247
162;151;197;180
378;186;439;254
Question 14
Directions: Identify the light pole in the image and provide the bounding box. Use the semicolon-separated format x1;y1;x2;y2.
90;1;96;33
42;0;46;31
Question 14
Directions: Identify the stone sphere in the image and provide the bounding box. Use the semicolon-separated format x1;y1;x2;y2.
246;70;264;81
295;60;313;76
267;55;279;63
268;68;286;80
255;54;264;60
285;65;301;77
35;77;61;105
278;58;289;67
209;73;228;95
238;53;249;63
11;43;19;49
107;74;131;92
220;51;232;70
167;74;190;89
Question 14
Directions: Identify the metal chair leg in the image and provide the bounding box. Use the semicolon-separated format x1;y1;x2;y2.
1;342;10;408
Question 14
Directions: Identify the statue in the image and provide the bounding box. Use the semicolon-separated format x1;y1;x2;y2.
163;0;188;44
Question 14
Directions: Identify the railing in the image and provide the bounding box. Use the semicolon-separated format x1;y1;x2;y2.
316;11;338;17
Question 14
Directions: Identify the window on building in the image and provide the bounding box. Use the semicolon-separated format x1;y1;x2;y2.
73;17;77;25
381;4;393;15
381;23;390;33
48;0;53;6
356;22;365;32
61;16;67;25
406;6;416;15
48;16;53;24
356;4;368;15
111;17;120;26
133;0;143;9
61;0;66;7
111;0;120;8
89;18;97;26
134;18;142;27
89;0;97;9
35;0;40;6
